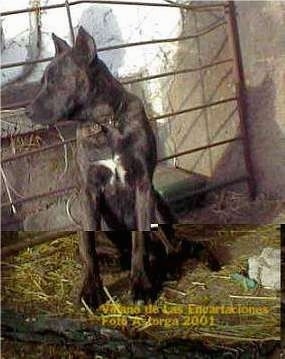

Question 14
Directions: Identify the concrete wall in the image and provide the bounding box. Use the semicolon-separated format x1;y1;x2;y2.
236;0;285;198
164;1;285;199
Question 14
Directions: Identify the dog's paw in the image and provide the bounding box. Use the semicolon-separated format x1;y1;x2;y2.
78;277;107;311
131;271;153;304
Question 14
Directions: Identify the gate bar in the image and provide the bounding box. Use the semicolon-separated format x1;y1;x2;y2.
2;97;237;164
1;137;241;209
1;176;248;227
2;185;76;209
158;137;241;162
65;0;76;45
1;58;233;111
1;20;226;70
224;1;256;199
0;1;225;17
151;97;236;121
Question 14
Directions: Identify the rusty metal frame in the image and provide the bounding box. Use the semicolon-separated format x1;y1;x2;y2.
0;1;225;17
224;1;256;199
1;0;257;223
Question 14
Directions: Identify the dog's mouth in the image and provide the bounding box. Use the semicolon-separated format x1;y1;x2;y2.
25;106;60;127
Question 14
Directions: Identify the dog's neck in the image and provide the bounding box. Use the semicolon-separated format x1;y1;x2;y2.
73;57;126;126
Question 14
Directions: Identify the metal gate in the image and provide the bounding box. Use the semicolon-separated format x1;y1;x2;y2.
1;1;256;228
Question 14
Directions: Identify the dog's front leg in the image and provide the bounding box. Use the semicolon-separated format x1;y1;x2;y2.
131;231;152;303
80;186;101;231
79;187;105;310
78;231;107;310
135;180;155;231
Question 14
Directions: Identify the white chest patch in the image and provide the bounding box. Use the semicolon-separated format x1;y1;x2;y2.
94;154;127;185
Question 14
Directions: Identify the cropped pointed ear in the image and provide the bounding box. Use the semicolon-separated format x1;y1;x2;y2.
52;33;71;55
74;26;97;66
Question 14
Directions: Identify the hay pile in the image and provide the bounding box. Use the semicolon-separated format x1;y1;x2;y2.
1;225;280;350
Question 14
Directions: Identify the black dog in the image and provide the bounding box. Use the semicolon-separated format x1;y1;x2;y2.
26;27;178;309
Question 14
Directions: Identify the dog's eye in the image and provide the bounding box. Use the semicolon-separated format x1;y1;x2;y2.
49;78;56;86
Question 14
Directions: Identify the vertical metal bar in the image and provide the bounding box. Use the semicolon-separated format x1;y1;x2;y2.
1;166;17;214
224;1;256;199
65;0;75;45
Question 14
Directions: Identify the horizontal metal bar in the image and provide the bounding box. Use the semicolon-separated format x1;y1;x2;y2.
1;172;247;212
1;59;233;111
151;96;237;121
1;97;237;163
169;175;248;202
1;20;226;70
1;58;233;110
7;182;257;227
158;137;241;162
1;175;248;227
2;135;240;173
1;57;54;70
1;101;32;110
1;186;76;208
0;1;225;17
123;58;233;85
99;21;227;50
1;136;77;163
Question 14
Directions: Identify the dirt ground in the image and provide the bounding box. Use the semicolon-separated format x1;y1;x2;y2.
181;188;285;224
1;225;281;358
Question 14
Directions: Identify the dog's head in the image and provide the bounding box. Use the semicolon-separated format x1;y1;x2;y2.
26;27;97;125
